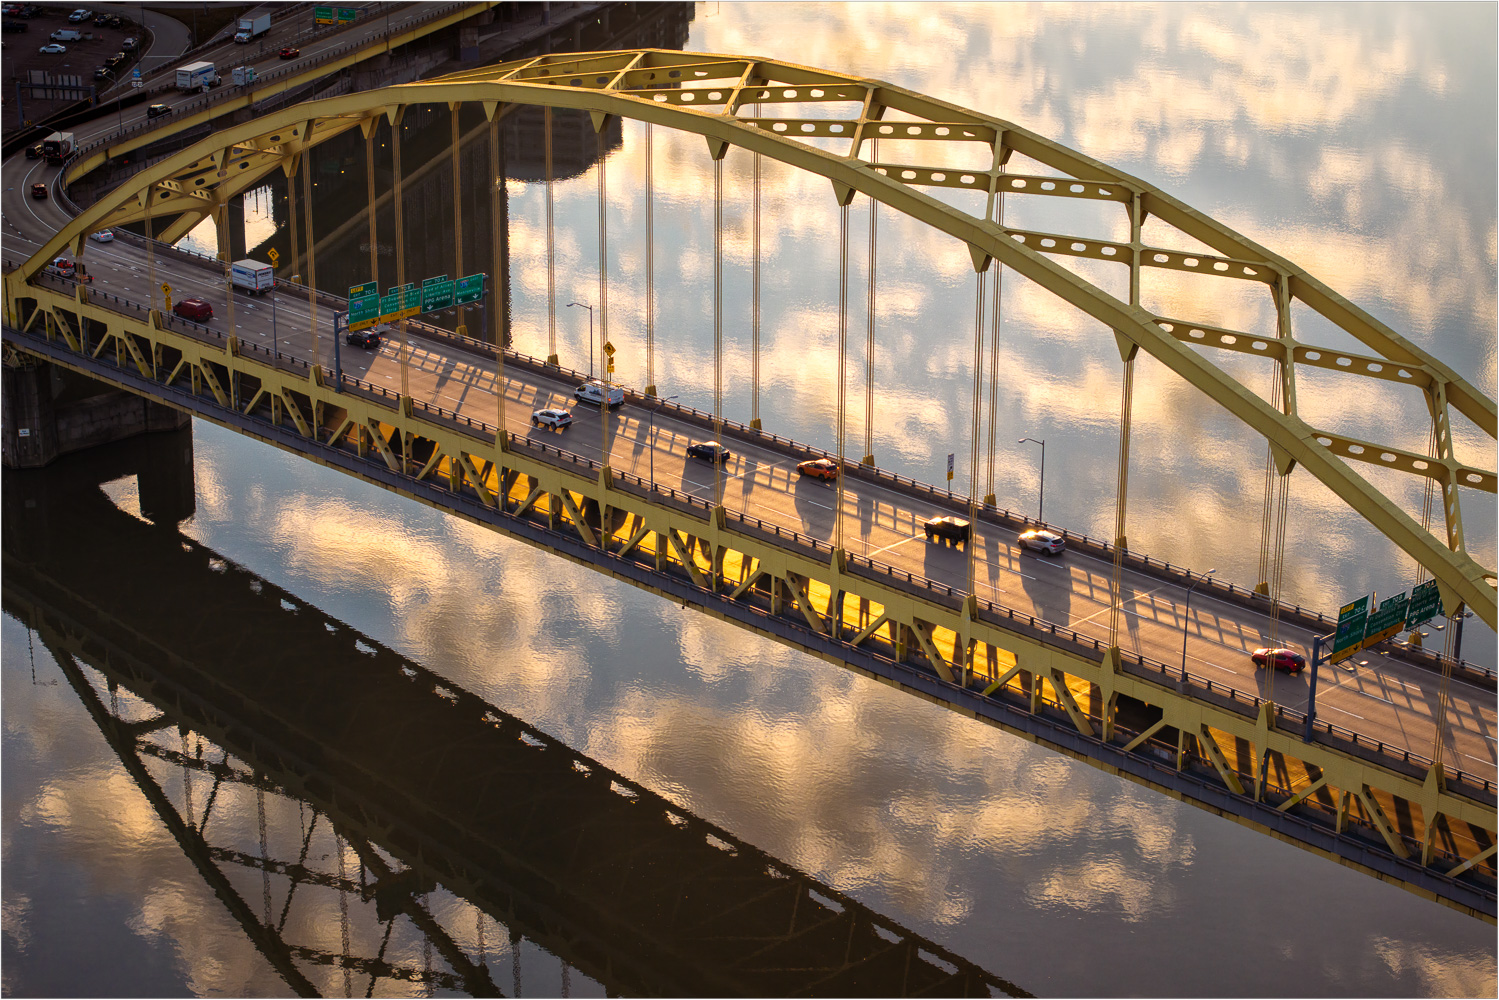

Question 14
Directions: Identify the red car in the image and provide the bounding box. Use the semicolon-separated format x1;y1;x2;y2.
1251;647;1307;674
173;297;213;322
796;458;841;482
279;46;299;59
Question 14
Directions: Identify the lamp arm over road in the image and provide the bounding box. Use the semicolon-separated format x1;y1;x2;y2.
1180;568;1217;680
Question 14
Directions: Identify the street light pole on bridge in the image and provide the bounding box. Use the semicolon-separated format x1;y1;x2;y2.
1018;437;1045;523
567;301;594;379
1180;568;1217;682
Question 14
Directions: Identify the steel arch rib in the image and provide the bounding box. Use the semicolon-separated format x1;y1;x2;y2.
19;49;1495;626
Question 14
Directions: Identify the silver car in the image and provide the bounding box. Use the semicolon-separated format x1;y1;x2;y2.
532;407;573;430
1018;528;1065;555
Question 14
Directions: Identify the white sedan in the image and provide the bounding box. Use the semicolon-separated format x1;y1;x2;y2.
531;408;573;430
40;43;67;54
89;229;114;242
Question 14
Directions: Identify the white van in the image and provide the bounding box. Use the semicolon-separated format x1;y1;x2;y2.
51;29;83;41
573;380;624;409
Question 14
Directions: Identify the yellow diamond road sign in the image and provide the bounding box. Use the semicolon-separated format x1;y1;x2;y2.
602;340;616;357
267;248;280;264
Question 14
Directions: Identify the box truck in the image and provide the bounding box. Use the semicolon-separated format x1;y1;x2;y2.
176;61;219;91
232;65;256;86
230;259;275;295
41;131;74;164
234;13;270;42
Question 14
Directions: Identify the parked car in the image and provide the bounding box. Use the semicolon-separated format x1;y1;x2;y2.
24;142;42;158
89;229;114;242
67;9;91;23
1;19;27;32
573;380;623;408
146;103;171;118
1251;648;1307;674
39;41;65;53
121;35;138;50
686;442;732;464
106;14;122;27
345;327;380;348
173;297;213;322
279;46;300;59
923;515;971;545
531;408;573;430
30;182;47;199
93;66;111;79
106;51;125;67
1018;528;1065;555
49;28;82;41
796;457;841;482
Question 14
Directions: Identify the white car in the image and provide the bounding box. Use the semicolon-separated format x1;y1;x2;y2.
531;408;574;430
1018;528;1065;555
89;229;114;242
67;9;91;22
573;380;624;409
39;43;66;53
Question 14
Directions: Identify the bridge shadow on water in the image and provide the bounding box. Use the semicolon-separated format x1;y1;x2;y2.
2;430;1028;998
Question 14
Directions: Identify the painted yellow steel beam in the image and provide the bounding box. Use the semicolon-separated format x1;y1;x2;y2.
18;49;1496;625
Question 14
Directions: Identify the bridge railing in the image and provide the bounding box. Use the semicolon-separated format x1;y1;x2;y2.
9;270;1495;799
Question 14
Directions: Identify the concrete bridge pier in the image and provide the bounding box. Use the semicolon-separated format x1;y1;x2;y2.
2;358;190;477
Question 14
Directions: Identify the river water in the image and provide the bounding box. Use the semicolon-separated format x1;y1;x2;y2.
4;2;1496;996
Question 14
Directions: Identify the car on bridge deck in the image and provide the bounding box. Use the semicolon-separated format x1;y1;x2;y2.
146;103;172;118
89;229;114;242
280;46;300;59
30;182;48;199
46;257;75;278
687;442;732;464
531;408;573;431
1251;647;1307;674
923;515;971;545
173;298;213;322
25;142;43;159
345;326;382;349
796;457;842;482
1018;528;1065;555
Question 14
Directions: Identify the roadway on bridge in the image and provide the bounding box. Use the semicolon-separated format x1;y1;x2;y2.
4;84;1494;785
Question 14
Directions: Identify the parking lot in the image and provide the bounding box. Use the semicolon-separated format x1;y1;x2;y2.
2;4;146;130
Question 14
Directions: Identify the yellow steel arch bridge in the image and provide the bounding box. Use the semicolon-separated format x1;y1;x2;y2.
6;50;1497;918
15;48;1496;628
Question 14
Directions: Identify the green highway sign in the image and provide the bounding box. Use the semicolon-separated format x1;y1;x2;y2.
454;273;486;304
1363;592;1411;648
314;6;335;24
338;7;359;22
379;282;420;322
348;281;380;331
1407;579;1444;627
421;274;454;312
1330;595;1370;662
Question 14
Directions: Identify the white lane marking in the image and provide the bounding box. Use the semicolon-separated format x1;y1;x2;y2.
867;533;924;558
1324;705;1366;721
1463;753;1495;766
1356;690;1396;706
1198;661;1236;674
1067;582;1172;627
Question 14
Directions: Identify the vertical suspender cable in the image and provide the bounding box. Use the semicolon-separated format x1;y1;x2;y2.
645;122;656;396
365;128;379;286
862;139;877;465
545;106;557;365
451;104;465;335
286;152;300;289
300;159;319;367
968;268;986;602
752;123;763;430
598;128;611;468
984;168;1005;506
835;202;850;553
490;114;507;446
392;114;409;405
713;156;725;510
1110;193;1143;647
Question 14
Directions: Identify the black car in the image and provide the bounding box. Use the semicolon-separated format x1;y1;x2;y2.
24;142;42;158
146;103;171;118
92;11;107;24
94;66;111;79
346;328;381;349
106;13;121;27
923;515;971;545
686;442;732;464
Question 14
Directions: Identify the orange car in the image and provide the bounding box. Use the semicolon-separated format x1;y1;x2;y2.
796;458;841;481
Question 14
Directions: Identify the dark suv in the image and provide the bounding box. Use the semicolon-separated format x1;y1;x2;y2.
146;103;171;118
345;327;381;349
173;297;213;322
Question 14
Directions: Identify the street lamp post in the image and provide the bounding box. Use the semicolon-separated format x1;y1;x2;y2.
649;394;679;486
1180;568;1217;681
566;301;594;378
1017;437;1046;523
